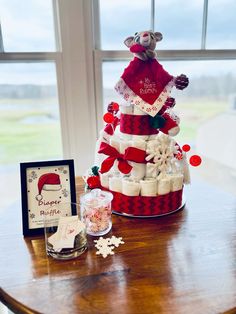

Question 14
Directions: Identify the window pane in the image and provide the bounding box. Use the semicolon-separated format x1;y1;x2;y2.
154;0;203;49
99;0;151;50
0;62;62;212
207;0;236;49
102;60;236;196
0;0;56;52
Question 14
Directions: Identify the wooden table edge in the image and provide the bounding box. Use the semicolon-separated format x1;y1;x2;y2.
0;287;41;314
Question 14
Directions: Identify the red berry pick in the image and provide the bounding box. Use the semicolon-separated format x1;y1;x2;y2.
112;102;119;112
87;176;100;189
189;155;202;167
103;112;115;123
107;102;119;114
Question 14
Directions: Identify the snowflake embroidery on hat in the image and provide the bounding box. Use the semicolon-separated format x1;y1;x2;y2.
146;134;178;176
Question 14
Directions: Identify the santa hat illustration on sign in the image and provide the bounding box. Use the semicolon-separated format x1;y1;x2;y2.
36;173;62;201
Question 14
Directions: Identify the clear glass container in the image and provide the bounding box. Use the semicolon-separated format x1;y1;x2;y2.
44;202;87;260
80;189;113;236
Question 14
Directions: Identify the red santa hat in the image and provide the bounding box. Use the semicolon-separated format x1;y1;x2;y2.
36;173;61;201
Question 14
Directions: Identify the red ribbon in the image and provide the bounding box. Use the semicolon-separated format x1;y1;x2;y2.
98;142;147;174
104;117;119;135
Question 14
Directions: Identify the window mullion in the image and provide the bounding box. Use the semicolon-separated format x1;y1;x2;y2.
0;52;60;62
92;0;101;49
201;0;209;49
151;0;155;31
52;0;62;52
96;49;236;61
0;22;4;52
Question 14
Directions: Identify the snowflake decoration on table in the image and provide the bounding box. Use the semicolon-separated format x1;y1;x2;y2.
94;236;125;258
94;237;111;249
61;188;69;197
96;245;115;258
109;236;124;247
145;134;178;176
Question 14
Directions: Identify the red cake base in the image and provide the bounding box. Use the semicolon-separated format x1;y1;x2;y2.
101;187;183;217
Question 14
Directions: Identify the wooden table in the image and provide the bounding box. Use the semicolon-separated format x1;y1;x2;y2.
0;177;235;314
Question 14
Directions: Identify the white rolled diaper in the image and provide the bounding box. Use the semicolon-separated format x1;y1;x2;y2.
109;176;123;193
109;137;120;152
120;105;133;114
170;174;183;192
122;178;140;196
157;178;171;195
99;173;110;189
131;139;146;151
132;135;149;141
120;140;131;154
146;163;158;178
148;134;159;140
140;178;157;196
130;162;146;180
133;106;148;115
120;132;132;141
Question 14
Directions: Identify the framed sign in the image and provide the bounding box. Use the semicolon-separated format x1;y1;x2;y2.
20;159;77;236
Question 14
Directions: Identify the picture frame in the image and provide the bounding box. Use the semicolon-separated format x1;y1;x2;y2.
20;159;77;236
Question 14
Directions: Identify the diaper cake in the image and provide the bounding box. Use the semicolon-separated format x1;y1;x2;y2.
86;30;195;217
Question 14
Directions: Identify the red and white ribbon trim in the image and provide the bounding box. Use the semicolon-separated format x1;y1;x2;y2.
115;78;175;117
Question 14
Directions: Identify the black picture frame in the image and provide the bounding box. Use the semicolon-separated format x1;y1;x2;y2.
20;159;77;236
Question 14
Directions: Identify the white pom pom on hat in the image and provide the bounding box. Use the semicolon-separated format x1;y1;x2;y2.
35;173;61;201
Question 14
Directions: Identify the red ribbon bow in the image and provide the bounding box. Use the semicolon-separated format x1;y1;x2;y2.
98;142;146;174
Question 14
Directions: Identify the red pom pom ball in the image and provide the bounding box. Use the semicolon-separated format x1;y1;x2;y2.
189;155;202;167
103;112;115;123
182;144;191;152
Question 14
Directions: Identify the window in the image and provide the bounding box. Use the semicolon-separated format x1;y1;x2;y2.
0;1;97;215
0;1;63;214
0;0;56;52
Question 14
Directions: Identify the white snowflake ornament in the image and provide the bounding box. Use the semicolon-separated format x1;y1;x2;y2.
94;236;125;258
96;245;115;258
109;236;125;247
145;134;178;176
94;237;111;248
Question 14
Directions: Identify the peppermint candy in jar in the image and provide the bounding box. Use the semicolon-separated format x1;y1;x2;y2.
80;189;113;236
